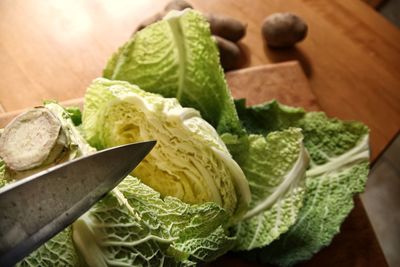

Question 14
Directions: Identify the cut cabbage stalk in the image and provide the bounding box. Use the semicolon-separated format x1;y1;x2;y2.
0;108;67;171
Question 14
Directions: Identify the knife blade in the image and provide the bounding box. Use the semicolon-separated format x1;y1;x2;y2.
0;140;156;266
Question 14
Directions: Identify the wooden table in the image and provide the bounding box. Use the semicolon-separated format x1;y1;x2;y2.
0;0;399;266
1;0;400;162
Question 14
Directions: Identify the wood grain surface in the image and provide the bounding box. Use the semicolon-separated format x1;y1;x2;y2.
0;61;388;266
0;62;319;125
1;0;399;162
226;63;320;110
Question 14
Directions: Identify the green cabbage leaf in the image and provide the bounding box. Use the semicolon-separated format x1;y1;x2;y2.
73;176;234;267
103;9;243;138
235;101;370;266
0;159;6;187
233;128;308;250
16;228;83;267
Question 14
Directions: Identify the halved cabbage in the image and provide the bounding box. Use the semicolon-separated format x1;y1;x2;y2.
83;78;251;218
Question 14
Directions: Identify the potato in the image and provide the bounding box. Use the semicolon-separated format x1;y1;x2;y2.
135;12;164;32
207;13;247;42
214;36;241;71
135;0;192;32
164;0;193;12
262;12;308;48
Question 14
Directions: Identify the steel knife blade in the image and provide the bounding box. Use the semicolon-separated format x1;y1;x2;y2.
0;140;156;266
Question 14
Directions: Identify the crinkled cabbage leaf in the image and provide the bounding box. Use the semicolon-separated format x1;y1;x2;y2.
16;228;83;267
233;128;308;250
74;176;234;267
103;9;244;138
235;101;370;266
0;159;6;187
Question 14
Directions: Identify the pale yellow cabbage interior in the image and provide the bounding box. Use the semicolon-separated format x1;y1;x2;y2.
100;96;239;214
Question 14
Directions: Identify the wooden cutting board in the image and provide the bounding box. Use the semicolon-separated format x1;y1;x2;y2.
0;61;319;124
0;61;387;267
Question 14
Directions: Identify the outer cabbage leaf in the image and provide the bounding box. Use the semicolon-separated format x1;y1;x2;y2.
233;128;308;250
65;106;82;126
73;176;234;267
103;9;243;137
0;158;6;187
233;99;305;136
82;78;250;218
16;228;83;267
236;101;370;266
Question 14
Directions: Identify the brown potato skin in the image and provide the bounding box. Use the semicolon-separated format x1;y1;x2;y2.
206;14;247;42
136;1;247;45
262;12;308;48
135;13;164;32
164;0;193;12
135;0;192;32
214;36;241;71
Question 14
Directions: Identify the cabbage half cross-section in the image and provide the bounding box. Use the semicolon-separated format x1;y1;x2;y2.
82;78;251;219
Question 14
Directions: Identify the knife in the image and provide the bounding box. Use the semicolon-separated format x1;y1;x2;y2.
0;140;156;266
